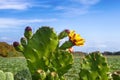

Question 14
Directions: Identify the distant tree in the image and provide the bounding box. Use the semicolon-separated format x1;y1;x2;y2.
90;51;100;54
102;51;113;55
113;51;120;55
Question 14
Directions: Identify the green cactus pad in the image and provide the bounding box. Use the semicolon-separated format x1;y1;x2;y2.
0;70;6;80
5;72;14;80
23;27;58;73
79;52;110;80
14;26;74;80
50;50;73;76
111;71;120;80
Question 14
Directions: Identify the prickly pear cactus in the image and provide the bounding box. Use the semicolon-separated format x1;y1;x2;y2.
0;70;6;80
79;52;110;80
23;27;59;73
5;72;14;80
50;50;73;76
0;70;14;80
111;70;120;80
13;26;75;80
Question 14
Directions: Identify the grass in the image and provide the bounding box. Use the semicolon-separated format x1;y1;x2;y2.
0;55;120;80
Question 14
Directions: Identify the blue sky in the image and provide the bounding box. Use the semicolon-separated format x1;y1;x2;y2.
0;0;120;52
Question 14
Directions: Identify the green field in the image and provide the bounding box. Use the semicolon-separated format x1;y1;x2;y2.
106;56;120;71
0;55;120;80
65;55;120;80
0;57;31;80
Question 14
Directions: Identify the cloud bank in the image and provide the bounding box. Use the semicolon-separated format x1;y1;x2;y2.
0;18;57;28
0;0;31;10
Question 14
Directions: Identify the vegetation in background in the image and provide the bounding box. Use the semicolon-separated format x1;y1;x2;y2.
0;70;14;80
0;42;23;57
0;41;119;58
0;57;31;80
0;55;120;80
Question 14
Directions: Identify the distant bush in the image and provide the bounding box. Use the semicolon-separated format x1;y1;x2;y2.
0;42;23;57
72;51;86;56
114;51;120;55
102;51;120;55
0;57;31;80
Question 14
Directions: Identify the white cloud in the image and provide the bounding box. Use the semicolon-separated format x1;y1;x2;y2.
54;6;89;17
0;18;57;28
84;41;107;48
76;41;107;52
0;0;31;10
72;0;100;5
0;36;12;43
0;0;53;10
63;7;88;17
0;36;16;44
0;36;10;40
79;40;120;52
54;0;101;17
20;19;57;23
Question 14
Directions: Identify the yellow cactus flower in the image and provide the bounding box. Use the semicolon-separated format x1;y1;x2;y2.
68;30;85;46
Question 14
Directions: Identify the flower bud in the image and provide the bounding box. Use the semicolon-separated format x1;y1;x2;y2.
24;26;32;40
58;29;70;40
37;69;46;80
13;41;19;47
64;29;70;34
20;37;27;47
13;41;24;52
47;72;59;80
